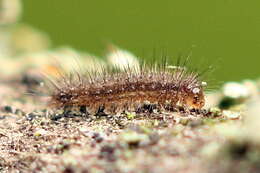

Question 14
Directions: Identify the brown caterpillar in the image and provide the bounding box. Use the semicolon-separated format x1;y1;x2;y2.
47;57;209;115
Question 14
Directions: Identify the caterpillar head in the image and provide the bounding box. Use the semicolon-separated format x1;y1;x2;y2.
182;82;206;109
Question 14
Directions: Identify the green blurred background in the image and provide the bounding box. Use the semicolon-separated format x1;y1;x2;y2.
22;0;260;82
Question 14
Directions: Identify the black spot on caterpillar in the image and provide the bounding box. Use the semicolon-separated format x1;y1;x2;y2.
46;56;210;115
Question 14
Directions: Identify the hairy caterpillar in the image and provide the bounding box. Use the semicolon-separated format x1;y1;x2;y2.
47;56;209;115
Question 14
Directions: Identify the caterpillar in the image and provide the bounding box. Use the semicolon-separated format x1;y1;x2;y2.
47;56;208;115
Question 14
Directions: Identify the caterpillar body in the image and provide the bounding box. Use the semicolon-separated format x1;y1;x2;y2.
48;59;207;115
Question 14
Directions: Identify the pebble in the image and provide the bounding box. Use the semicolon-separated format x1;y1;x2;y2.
223;82;250;99
34;128;48;137
223;110;241;120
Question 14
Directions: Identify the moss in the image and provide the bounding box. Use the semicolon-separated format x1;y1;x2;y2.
125;111;136;120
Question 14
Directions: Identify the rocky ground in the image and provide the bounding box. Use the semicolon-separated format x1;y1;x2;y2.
0;73;260;173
